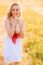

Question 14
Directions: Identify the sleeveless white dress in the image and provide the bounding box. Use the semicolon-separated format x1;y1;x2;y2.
3;19;23;64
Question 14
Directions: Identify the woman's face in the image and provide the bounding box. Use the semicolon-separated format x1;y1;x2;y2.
11;5;21;18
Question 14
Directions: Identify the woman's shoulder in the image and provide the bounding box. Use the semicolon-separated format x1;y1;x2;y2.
3;17;11;27
5;17;10;22
4;17;11;23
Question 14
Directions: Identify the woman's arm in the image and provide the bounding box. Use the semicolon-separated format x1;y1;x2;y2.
4;18;16;38
18;20;25;38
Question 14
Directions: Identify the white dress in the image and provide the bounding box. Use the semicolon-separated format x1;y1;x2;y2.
3;18;23;64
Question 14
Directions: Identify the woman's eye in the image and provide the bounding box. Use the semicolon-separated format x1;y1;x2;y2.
12;9;19;11
12;9;15;11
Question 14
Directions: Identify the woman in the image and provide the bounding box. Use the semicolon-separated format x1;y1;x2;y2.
3;3;25;65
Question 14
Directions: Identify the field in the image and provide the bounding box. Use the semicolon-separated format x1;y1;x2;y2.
0;2;43;65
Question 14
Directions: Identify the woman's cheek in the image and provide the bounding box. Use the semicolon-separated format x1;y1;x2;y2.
16;13;20;17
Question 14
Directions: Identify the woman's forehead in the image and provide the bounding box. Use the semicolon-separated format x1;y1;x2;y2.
12;5;20;9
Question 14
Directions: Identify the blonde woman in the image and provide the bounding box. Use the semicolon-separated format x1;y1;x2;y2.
3;3;25;65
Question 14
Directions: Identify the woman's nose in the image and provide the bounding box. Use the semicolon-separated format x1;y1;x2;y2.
14;9;17;13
